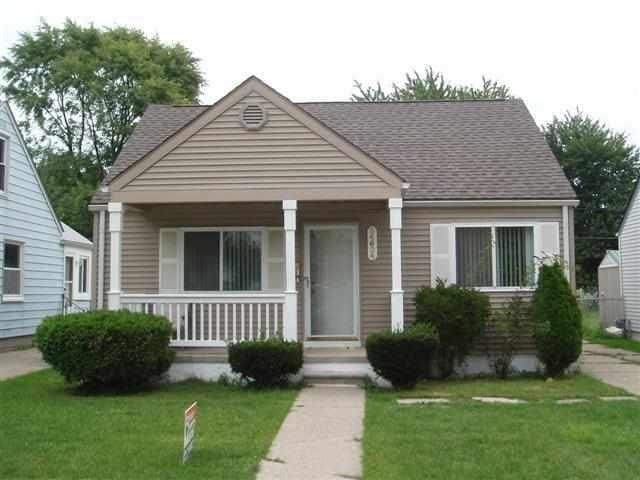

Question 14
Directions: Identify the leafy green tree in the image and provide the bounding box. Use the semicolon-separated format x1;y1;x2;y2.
544;112;640;289
533;262;582;377
1;19;204;235
1;19;204;173
352;65;512;102
37;152;100;238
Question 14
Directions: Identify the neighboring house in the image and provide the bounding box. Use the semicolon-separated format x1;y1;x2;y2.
62;222;93;312
598;250;620;298
597;250;624;329
89;76;577;377
618;181;640;339
0;101;64;339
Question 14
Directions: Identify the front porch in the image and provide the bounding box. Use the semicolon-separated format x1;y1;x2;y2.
102;199;405;348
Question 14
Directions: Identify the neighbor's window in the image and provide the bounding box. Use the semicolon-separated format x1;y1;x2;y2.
0;137;6;192
455;226;535;288
64;256;74;305
79;257;88;294
183;231;262;291
3;242;22;298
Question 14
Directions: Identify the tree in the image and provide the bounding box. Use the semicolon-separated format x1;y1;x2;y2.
533;262;582;377
1;19;204;174
544;112;640;290
37;152;100;237
352;66;512;102
1;19;205;236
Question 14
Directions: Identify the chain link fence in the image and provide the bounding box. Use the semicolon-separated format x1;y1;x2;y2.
578;295;625;331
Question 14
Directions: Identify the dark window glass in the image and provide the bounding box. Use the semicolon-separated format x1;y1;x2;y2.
4;243;20;268
184;232;220;291
456;227;493;287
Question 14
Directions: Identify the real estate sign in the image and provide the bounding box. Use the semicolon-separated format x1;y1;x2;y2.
183;402;198;464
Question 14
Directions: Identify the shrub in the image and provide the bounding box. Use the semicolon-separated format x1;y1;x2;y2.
35;310;174;389
533;262;583;376
228;337;303;387
490;295;530;379
365;323;438;389
415;279;489;378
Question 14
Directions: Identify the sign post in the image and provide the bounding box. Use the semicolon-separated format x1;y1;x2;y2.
183;402;198;464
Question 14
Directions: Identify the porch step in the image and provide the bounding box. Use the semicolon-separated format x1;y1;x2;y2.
304;375;364;386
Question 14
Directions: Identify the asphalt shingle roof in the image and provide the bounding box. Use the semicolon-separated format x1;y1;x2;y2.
91;98;575;204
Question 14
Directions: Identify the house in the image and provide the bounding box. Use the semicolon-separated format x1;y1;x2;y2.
62;222;93;313
596;250;624;329
89;76;577;378
598;250;620;298
0;101;64;341
618;181;640;339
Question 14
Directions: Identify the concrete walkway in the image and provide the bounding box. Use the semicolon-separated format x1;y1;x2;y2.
0;348;48;380
580;342;640;395
258;386;365;480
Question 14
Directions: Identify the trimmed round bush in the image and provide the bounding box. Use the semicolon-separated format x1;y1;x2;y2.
533;262;583;376
228;337;303;387
365;324;438;389
415;280;489;378
35;310;175;389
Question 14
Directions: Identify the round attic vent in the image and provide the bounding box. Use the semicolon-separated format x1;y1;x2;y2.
240;104;268;130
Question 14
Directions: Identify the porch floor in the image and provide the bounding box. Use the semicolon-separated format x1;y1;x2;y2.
173;346;367;364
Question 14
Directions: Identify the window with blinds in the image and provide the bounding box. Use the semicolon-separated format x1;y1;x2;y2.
160;228;285;292
455;225;535;288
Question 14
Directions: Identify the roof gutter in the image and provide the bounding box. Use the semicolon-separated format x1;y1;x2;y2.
404;199;580;208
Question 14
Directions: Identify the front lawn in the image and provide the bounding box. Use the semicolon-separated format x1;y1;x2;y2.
0;370;296;479
365;375;640;480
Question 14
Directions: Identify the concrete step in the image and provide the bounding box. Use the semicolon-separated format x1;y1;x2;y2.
305;375;364;386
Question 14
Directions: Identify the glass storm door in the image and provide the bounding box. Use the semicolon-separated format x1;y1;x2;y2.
304;225;359;338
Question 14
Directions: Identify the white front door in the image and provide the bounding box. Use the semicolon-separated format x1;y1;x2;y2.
304;224;360;339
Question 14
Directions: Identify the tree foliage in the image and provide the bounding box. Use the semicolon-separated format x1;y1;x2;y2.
352;66;512;102
0;19;205;236
544;112;640;289
532;262;582;377
37;152;100;237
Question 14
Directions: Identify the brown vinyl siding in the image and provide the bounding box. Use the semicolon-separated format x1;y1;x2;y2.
402;206;566;352
124;93;389;193
103;202;570;351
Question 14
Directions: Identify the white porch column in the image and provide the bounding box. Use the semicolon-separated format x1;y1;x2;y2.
389;198;404;331
283;200;298;341
107;202;123;310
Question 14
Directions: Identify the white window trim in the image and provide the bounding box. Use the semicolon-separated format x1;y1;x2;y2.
2;240;24;302
77;256;90;297
159;226;284;294
0;132;9;195
452;222;539;292
63;249;92;302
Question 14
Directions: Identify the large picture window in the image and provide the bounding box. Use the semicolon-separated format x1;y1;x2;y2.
455;225;535;288
161;228;283;292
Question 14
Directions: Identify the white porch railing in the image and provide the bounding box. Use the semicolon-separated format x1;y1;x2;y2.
120;293;285;347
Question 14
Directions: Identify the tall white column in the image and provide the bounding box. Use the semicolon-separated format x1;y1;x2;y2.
283;200;298;341
107;202;123;310
389;198;404;331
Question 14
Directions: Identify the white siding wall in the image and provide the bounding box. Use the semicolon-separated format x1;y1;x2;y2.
620;189;640;334
0;104;64;337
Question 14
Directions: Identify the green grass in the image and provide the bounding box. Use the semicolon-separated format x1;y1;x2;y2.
581;306;640;353
365;375;640;480
0;370;296;479
397;374;626;401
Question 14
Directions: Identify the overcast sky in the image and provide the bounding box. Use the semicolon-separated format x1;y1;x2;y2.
2;0;639;146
